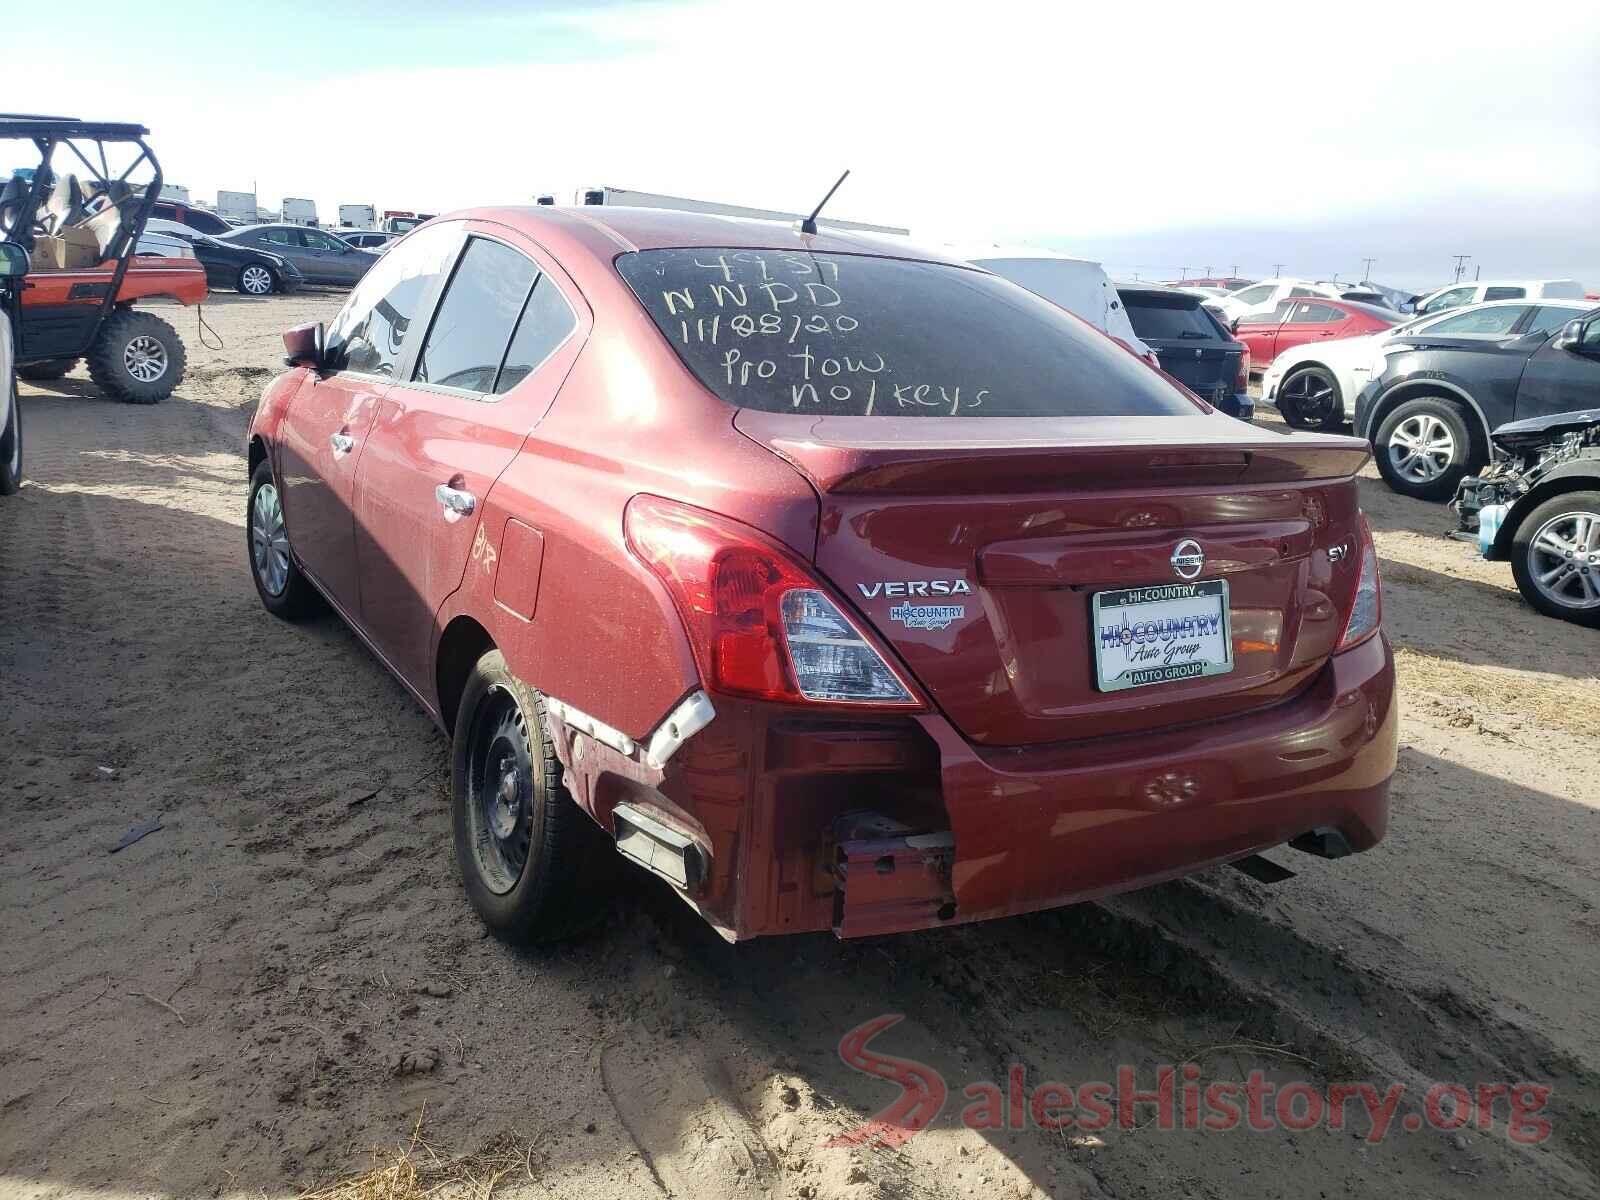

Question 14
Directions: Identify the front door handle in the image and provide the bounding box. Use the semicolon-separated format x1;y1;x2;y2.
435;483;477;521
330;432;355;456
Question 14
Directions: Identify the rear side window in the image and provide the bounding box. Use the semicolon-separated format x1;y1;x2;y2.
1122;294;1218;339
616;249;1195;417
1233;283;1275;304
1289;302;1342;323
1483;286;1525;302
259;228;298;247
414;237;538;392
326;223;459;377
496;277;577;395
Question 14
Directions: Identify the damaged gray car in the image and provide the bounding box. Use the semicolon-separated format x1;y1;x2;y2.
1452;407;1600;627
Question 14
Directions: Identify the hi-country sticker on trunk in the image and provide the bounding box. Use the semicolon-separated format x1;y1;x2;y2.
1091;580;1234;691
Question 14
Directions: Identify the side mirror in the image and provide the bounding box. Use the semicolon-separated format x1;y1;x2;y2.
282;321;325;368
1229;317;1242;333
1552;318;1584;352
0;240;30;278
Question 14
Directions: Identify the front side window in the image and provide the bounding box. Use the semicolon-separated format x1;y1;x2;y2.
616;248;1197;417
302;229;345;252
413;237;538;392
1425;306;1527;336
1419;286;1475;315
325;223;459;377
1288;287;1320;298
1232;283;1276;305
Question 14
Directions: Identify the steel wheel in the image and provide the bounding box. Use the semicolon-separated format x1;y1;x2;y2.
122;335;169;384
464;685;534;895
239;265;274;295
1386;413;1457;483
250;481;290;596
1280;367;1340;429
1527;510;1600;611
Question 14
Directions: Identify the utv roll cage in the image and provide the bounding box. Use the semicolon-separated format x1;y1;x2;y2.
0;114;163;344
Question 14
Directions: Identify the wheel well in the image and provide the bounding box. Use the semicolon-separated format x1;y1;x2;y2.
1495;476;1600;558
247;436;267;478
436;617;495;732
1366;383;1489;451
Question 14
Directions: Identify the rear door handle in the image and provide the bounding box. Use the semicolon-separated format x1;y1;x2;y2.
330;432;355;456
435;483;476;521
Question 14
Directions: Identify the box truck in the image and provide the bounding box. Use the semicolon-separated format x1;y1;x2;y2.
338;204;376;229
281;197;318;226
216;190;257;224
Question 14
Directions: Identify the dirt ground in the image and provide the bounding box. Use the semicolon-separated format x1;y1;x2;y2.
2;292;1597;1200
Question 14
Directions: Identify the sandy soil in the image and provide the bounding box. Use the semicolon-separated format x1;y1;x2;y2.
1;293;1597;1200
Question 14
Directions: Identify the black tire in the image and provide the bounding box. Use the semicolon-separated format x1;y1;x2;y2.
1508;490;1600;629
0;381;21;496
451;651;609;944
87;308;187;404
1372;396;1480;501
236;263;277;296
247;459;322;619
1277;365;1345;431
17;357;78;381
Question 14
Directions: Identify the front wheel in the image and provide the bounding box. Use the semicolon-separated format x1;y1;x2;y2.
0;382;21;496
247;459;322;619
1277;365;1345;430
1373;397;1477;501
451;651;609;944
237;263;277;296
1509;492;1600;628
87;309;187;404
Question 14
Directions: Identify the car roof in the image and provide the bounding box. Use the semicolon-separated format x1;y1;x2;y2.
0;114;149;139
448;205;973;270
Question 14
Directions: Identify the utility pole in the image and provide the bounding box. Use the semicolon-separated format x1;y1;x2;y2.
1452;255;1471;283
1230;263;1239;278
1272;263;1284;277
1178;266;1189;281
1361;256;1376;281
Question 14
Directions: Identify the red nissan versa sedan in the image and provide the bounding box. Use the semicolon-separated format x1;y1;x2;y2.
245;207;1397;944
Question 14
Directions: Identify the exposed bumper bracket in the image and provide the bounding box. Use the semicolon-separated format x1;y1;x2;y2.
830;812;956;939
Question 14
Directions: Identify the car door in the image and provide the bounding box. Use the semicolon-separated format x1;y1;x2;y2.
274;223;461;612
1274;301;1345;356
254;226;316;278
300;227;368;285
1515;310;1600;419
352;225;586;696
1236;299;1292;362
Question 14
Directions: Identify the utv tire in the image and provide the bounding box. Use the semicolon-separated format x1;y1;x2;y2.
247;459;322;619
0;382;21;496
87;308;186;404
237;264;277;296
452;651;610;944
17;358;78;381
1277;365;1345;431
1509;490;1600;629
1373;396;1478;502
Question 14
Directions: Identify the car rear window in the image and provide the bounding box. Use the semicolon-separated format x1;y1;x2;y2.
616;249;1196;417
1121;293;1220;340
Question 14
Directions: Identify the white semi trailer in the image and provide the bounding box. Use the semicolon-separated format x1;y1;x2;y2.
338;203;376;229
547;186;908;236
216;190;257;224
281;197;318;226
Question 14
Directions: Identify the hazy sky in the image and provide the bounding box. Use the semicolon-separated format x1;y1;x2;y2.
10;0;1598;291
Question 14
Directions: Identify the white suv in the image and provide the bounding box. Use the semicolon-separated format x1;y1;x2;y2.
1412;279;1585;318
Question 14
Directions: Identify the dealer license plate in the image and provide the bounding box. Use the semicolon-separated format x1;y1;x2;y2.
1091;580;1234;692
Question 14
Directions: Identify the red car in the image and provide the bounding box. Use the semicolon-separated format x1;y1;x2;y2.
1232;298;1400;370
245;208;1397;943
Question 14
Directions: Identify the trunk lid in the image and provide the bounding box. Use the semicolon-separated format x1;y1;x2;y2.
737;410;1371;746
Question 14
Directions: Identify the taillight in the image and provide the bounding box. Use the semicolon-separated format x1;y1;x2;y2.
625;495;921;708
1337;514;1382;650
1235;347;1251;391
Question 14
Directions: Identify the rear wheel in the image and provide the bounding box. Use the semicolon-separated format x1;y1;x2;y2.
0;381;21;496
87;309;187;404
237;263;276;296
451;651;609;944
1373;397;1478;501
1277;365;1344;430
1509;492;1600;628
17;358;78;381
247;459;321;618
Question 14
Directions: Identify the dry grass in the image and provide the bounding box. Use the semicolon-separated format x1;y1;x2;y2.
1394;646;1600;740
297;1110;543;1200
